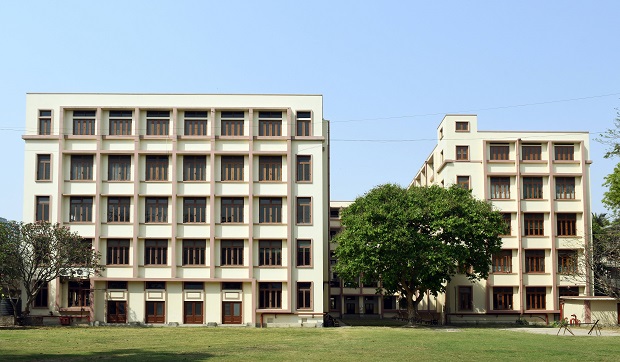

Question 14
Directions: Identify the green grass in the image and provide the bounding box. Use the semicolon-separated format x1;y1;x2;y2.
0;326;619;361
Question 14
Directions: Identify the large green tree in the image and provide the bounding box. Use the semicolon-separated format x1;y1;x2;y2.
0;222;105;320
333;184;506;323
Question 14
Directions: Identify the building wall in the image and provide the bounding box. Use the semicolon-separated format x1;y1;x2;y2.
22;93;328;326
412;114;591;324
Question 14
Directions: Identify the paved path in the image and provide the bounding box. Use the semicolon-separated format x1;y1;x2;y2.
502;327;620;337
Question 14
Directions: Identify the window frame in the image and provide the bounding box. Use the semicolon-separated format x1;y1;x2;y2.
296;155;312;182
556;213;577;236
525;250;545;273
145;197;168;223
455;145;469;161
259;197;282;224
258;155;282;182
492;250;512;273
297;282;312;310
221;197;244;223
72;110;96;136
455;121;469;132
106;239;130;265
523;213;544;236
456;175;470;190
220;111;244;136
182;239;206;266
221;240;244;266
107;197;130;223
555;177;576;199
558;250;578;274
183;197;207;223
36;195;50;222
69;196;93;223
457;286;473;311
36;154;51;181
296;111;311;137
489;144;510;161
259;282;282;309
258;240;282;266
145;155;169;181
38;110;52;135
144;239;168;265
554;144;575;161
296;197;312;224
258;111;283;137
108;155;131;181
183;155;206;181
145;110;170;136
492;287;513;310
490;177;510;199
67;280;91;307
183;111;208;136
70;155;94;181
521;144;542;161
526;287;546;310
221;156;244;181
34;281;49;308
523;177;543;199
501;213;512;235
108;110;133;136
296;239;312;267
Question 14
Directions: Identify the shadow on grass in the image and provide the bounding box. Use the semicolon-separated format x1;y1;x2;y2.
1;348;215;361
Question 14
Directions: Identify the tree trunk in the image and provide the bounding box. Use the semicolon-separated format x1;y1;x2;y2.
406;291;419;326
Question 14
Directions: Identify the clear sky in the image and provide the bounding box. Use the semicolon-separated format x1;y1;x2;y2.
1;1;619;221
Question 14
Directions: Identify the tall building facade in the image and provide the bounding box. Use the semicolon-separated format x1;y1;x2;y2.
411;115;591;324
22;93;329;326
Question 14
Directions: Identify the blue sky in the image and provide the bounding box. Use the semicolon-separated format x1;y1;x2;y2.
0;1;619;221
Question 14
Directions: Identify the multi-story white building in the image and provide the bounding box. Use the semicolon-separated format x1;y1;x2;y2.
411;115;591;324
22;93;329;326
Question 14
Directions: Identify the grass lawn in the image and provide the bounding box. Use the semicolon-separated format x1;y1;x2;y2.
1;326;619;361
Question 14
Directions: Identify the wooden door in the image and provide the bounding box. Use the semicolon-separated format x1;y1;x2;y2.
184;301;203;324
222;302;242;324
146;301;165;323
107;301;127;323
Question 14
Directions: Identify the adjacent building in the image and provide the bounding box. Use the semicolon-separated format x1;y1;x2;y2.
22;93;329;326
411;115;591;324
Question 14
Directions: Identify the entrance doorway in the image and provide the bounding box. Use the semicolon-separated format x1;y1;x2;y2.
146;301;165;323
107;301;127;323
184;301;203;324
222;302;242;324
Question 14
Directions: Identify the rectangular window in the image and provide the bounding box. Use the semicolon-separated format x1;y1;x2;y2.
258;240;282;266
70;197;92;222
38;110;52;135
296;155;311;182
221;111;244;136
145;197;168;223
526;287;546;310
492;250;512;273
221;198;243;223
297;239;311;267
456;146;469;160
109;110;132;136
108;281;128;290
524;213;544;236
523;177;543;199
489;144;509;161
221;156;244;181
492;287;513;310
106;239;130;265
221;240;244;266
297;197;311;224
501;213;511;235
297;282;312;309
557;213;577;236
145;281;166;290
525;250;545;273
70;155;93;180
456;176;470;190
146;301;165;323
183;197;206;223
182;239;206;265
259;282;282;309
558;250;578;274
184;282;204;290
107;197;130;222
259;197;282;223
555;177;575;199
146;110;170;136
522;144;541;161
145;155;168;181
258;156;282;181
258;111;282;136
73;110;96;135
555;144;574;161
108;155;131;181
36;196;50;222
183;155;206;181
296;111;311;136
458;286;472;311
144;240;168;265
455;121;469;131
490;177;510;199
34;282;49;308
37;154;51;181
68;280;90;307
184;111;208;136
330;208;340;219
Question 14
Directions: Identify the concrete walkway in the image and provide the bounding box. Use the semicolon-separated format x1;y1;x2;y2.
502;327;620;337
